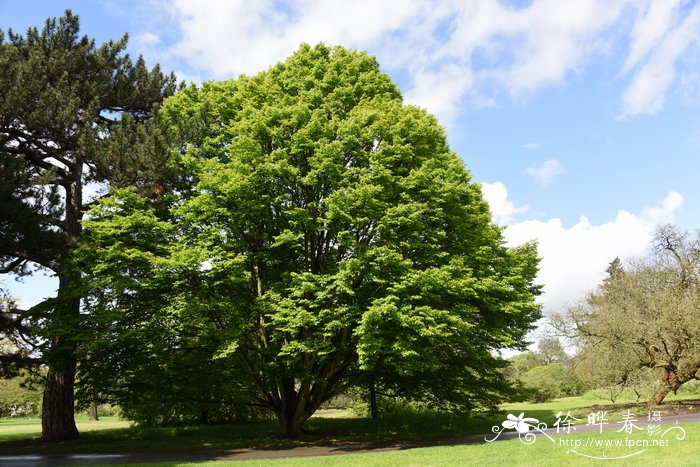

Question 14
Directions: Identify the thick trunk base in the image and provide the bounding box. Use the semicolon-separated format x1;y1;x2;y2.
278;412;307;438
651;384;671;405
41;364;79;442
88;401;99;421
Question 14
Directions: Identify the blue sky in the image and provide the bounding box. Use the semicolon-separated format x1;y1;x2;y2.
3;0;700;318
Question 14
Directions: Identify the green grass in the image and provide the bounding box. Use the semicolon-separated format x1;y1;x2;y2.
73;421;700;466
0;411;502;455
0;416;290;454
0;415;131;447
0;391;698;460
502;388;700;425
199;422;700;466
112;421;700;466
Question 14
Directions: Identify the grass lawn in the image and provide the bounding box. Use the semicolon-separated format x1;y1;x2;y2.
0;390;698;463
200;422;700;466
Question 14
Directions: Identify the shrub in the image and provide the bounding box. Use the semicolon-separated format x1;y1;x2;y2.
520;363;582;403
0;374;42;418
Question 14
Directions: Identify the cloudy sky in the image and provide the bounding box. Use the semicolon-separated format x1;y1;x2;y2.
3;0;700;318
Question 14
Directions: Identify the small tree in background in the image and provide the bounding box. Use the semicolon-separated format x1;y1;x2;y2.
558;225;700;405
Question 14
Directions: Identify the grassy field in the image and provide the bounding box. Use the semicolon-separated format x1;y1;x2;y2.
0;390;698;463
205;422;700;466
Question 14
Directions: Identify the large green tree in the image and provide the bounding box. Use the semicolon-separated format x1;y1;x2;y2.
79;44;541;437
0;12;177;441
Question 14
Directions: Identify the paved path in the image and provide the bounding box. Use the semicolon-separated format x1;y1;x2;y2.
2;413;700;466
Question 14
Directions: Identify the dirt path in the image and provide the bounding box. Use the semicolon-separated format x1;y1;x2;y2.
2;412;700;466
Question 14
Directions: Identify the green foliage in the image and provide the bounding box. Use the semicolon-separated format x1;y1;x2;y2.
0;374;43;417
507;338;584;402
520;364;568;403
0;9;178;276
78;43;541;437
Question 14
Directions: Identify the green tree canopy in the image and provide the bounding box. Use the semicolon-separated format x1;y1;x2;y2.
0;11;177;441
78;43;541;437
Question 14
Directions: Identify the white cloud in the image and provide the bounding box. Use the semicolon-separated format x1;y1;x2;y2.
164;0;424;78
471;0;625;96
619;2;700;118
481;181;529;225
133;32;161;47
620;0;683;75
405;65;475;125
641;190;684;224
504;191;684;313
136;0;625;124
523;142;542;150
132;1;700;123
525;159;565;185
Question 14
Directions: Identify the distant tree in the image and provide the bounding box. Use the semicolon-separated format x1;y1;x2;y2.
558;226;700;405
603;257;625;286
0;371;43;418
537;337;568;365
507;351;542;379
518;363;566;403
0;11;177;441
77;44;542;437
507;338;582;402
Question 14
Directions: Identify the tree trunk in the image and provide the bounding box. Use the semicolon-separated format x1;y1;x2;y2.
651;383;671;405
41;361;79;441
278;410;306;438
88;400;99;421
42;176;82;442
275;381;314;438
651;368;684;405
369;380;378;419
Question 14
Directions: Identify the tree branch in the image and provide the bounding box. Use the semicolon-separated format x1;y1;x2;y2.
3;143;70;179
1;249;59;272
0;257;26;274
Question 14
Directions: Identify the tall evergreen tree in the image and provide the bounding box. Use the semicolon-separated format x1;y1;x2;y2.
0;11;177;441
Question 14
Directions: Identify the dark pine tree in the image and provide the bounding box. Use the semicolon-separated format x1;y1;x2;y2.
0;11;177;441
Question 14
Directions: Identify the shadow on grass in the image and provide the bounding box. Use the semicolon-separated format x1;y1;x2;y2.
10;401;664;456
0;408;522;456
0;419;289;455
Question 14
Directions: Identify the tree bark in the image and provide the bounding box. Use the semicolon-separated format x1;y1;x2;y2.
651;383;671;405
369;380;378;419
88;401;99;421
41;361;79;441
41;276;80;441
278;410;306;438
274;380;316;438
651;368;684;405
42;175;82;442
